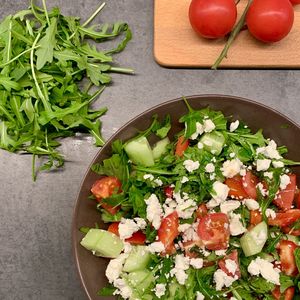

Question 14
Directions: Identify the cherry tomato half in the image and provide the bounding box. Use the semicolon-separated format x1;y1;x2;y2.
189;0;237;39
246;0;294;43
276;240;298;276
175;136;189;157
268;209;300;227
197;213;230;250
225;175;249;199
242;171;259;200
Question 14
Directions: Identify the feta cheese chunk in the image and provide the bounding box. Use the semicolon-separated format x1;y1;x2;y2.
205;163;215;173
265;208;276;219
229;120;239;132
106;253;128;283
190;258;203;269
280;174;291;190
256;159;271;171
196;291;205;300
147;241;165;253
229;213;246;236
183;159;200;173
273;160;284;168
221;158;243;178
119;218;140;239
256;140;282;160
220;200;241;214
203;119;215;133
170;254;190;285
225;259;238;275
145;194;163;230
207;181;230;208
244;199;260;210
154;283;166;298
214;269;237;291
113;278;132;299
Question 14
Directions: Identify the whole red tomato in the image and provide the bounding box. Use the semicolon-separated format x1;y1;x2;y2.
189;0;237;39
246;0;294;43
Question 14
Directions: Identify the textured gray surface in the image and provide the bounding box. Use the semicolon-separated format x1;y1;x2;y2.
0;0;300;300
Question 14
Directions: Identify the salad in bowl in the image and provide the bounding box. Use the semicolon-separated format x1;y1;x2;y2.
76;97;300;300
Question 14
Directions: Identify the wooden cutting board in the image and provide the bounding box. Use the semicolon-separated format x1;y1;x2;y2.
154;0;300;68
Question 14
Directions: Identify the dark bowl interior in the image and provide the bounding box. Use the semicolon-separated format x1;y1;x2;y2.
72;94;300;300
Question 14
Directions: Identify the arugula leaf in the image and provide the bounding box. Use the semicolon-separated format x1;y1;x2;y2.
129;185;147;218
249;277;275;293
294;248;300;273
280;274;294;293
97;285;116;296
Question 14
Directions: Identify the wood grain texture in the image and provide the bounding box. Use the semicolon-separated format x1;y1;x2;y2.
154;0;300;68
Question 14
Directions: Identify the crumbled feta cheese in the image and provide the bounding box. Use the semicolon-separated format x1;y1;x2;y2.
247;257;280;285
280;174;291;190
196;291;205;300
214;269;237;291
205;163;215;173
170;254;190;285
240;168;246;176
207;181;230;208
215;250;227;256
154;283;166;298
200;248;211;257
154;178;163;186
273;160;284;168
229;152;236;158
197;141;204;149
256;159;271;171
181;176;189;183
265;208;276;219
229;213;246;236
191;122;204;140
221;158;243;178
143;174;154;181
243;199;260;210
181;222;200;242
220;200;241;214
183;160;200;173
203;119;215;132
119;218;140;239
113;278;132;299
230;297;238;300
134;217;147;229
163;198;177;217
145;194;163;230
190;258;203;269
256;140;281;160
256;182;268;197
225;259;237;275
264;172;273;179
178;223;192;232
106;253;128;283
147;241;165;253
173;192;197;219
230;120;239;132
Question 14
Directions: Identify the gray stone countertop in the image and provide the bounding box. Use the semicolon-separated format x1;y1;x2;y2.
0;1;299;299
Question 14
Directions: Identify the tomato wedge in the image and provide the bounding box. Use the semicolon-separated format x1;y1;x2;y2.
276;240;298;276
242;171;259;200
91;176;122;215
164;185;174;198
107;222;146;245
196;203;208;219
197;213;230;250
272;286;295;300
218;250;241;278
268;209;300;227
175;136;189;157
158;211;179;252
250;210;263;226
225;175;249;199
273;174;297;211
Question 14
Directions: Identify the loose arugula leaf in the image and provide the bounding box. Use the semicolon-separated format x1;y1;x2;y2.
97;285;116;296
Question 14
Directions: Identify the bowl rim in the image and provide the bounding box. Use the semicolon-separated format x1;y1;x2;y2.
71;93;300;300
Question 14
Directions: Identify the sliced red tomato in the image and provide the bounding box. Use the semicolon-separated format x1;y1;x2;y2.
164;185;174;198
158;211;179;251
272;286;295;300
273;174;297;211
182;240;204;258
277;240;298;276
107;222;146;245
225;175;249;199
282;226;300;236
218;250;241;278
268;209;300;227
294;189;300;209
197;213;230;250
242;171;259;200
196;203;208;219
175;136;189;157
250;210;263;225
91;176;122;215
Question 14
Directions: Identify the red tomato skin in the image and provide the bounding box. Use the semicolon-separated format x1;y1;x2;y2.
175;136;189;157
107;222;146;245
164;186;174;198
197;213;230;250
282;226;300;236
242;171;259;200
294;189;300;209
250;210;263;226
268;209;300;227
272;286;295;300
273;174;297;210
158;211;179;250
189;0;237;39
277;240;298;276
196;203;208;219
225;175;249;199
290;0;300;5
218;250;241;278
246;0;294;43
91;176;122;214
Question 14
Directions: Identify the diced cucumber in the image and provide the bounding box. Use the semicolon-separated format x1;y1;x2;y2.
123;246;151;272
127;270;154;293
167;281;185;299
80;229;124;258
130;293;153;300
200;131;225;155
152;137;170;160
124;137;154;166
240;222;268;257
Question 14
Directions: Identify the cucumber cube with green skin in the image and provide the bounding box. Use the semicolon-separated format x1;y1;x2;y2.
200;131;225;155
123;246;151;272
124;136;154;166
80;229;124;258
241;221;268;257
127;270;154;293
152;137;170;160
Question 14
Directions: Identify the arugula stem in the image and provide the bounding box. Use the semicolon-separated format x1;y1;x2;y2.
182;96;194;112
211;0;252;70
42;0;50;26
82;2;106;28
6;20;12;63
88;86;106;103
109;66;134;74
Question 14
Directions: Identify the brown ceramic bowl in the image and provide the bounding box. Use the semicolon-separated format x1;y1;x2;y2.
72;94;300;300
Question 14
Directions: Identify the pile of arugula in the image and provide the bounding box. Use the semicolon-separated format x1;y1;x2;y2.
0;0;132;179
